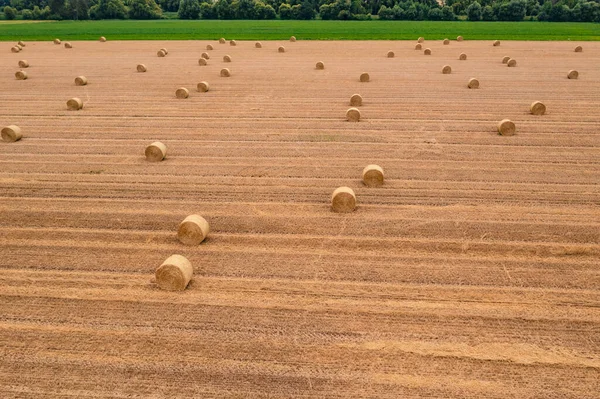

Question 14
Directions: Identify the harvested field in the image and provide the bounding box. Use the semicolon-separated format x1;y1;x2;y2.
0;40;599;398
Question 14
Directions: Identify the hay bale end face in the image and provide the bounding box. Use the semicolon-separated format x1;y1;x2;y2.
507;59;517;67
220;68;231;77
424;48;432;55
155;254;193;292
145;141;167;162
459;53;467;60
442;65;452;74
290;36;297;42
346;107;361;122
497;119;516;136
64;42;72;49
201;52;210;60
219;38;226;44
18;60;29;68
350;94;363;106
331;187;356;213
137;64;147;72
11;47;20;53
157;49;166;57
67;98;83;111
278;46;286;53
15;71;27;80
177;215;210;246
415;43;422;50
18;41;25;47
502;56;511;64
568;70;579;79
197;81;210;92
574;46;582;52
418;37;424;43
230;40;237;46
16;44;23;51
175;87;189;99
255;42;262;48
467;78;479;89
457;35;464;41
359;72;370;82
530;101;546;115
206;44;213;50
387;51;395;58
74;76;87;86
160;48;168;55
223;55;232;62
493;40;500;46
1;125;22;143
443;39;450;45
198;58;208;66
100;36;106;42
362;165;384;187
54;39;61;44
315;61;324;70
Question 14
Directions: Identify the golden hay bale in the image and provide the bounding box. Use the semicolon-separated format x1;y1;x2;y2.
443;38;450;45
467;78;479;89
497;119;515;136
530;101;546;115
197;81;210;92
502;56;511;64
145;141;167;162
54;38;61;44
16;44;23;51
11;46;20;53
15;71;27;80
424;48;431;55
176;87;189;99
362;165;384;187
137;64;147;72
64;42;72;49
493;40;500;46
206;44;213;50
198;58;207;66
18;60;29;68
457;36;464;41
442;65;452;74
350;94;363;106
255;42;262;48
418;37;424;43
290;36;297;42
359;72;370;82
220;68;231;77
331;187;356;213
155;254;193;291
74;76;87;86
201;52;210;60
507;59;517;67
1;125;22;143
157;49;166;57
346;107;361;122
177;214;210;246
160;48;168;54
18;41;25;47
223;54;232;62
415;43;422;50
278;46;285;53
568;70;578;79
459;53;467;60
387;50;395;58
574;45;582;53
99;36;106;42
315;61;324;70
219;37;226;44
67;97;83;110
230;40;237;46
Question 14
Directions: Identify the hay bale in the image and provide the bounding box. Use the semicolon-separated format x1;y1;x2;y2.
18;60;29;68
387;51;395;58
16;44;23;51
315;61;325;70
230;40;237;46
67;98;83;110
137;64;147;72
54;39;61;44
64;42;72;49
507;59;517;67
155;254;193;291
18;41;25;47
502;56;511;64
255;42;262;48
197;81;210;92
145;141;167;162
176;87;189;99
223;55;232;62
457;36;464;41
359;72;370;82
177;215;210;246
11;46;20;53
161;48;168;55
1;125;22;143
418;37;424;43
15;71;27;80
442;65;452;74
459;53;467;60
497;119;515;136
362;165;384;187
290;36;296;42
346;108;361;122
219;38;226;44
206;44;213;50
467;78;479;89
157;49;166;57
568;70;578;79
530;101;546;116
198;58;207;66
331;187;356;213
99;36;106;42
220;68;231;77
350;94;363;106
74;76;87;86
574;45;582;53
415;43;422;50
493;40;500;46
201;52;210;60
443;39;450;45
424;48;431;55
278;46;285;53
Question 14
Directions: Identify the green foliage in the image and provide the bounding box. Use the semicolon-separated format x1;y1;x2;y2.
3;4;17;18
467;1;481;20
496;0;525;21
89;0;127;19
129;0;161;18
199;1;216;18
481;4;494;20
178;0;199;18
157;0;178;12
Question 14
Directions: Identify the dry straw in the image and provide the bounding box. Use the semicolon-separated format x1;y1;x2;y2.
223;55;232;62
359;72;370;82
230;40;237;46
220;68;231;77
64;42;72;49
530;101;546;115
350;94;363;106
197;81;210;92
11;47;20;53
497;119;515;136
442;65;452;74
74;76;87;86
155;254;193;291
424;48;431;55
574;46;582;52
201;52;210;60
278;46;286;53
18;60;29;68
137;64;147;72
255;42;262;48
290;36;297;42
315;61;324;70
346;107;361;122
16;44;23;51
177;215;210;246
467;78;479;89
457;36;464;41
443;38;450;45
415;43;422;50
157;49;166;57
387;51;395;58
54;39;61;44
206;44;213;50
219;38;226;44
502;56;511;64
145;141;167;162
459;53;467;60
1;125;22;143
331;187;356;213
507;59;517;67
15;71;27;80
362;165;384;187
18;41;25;47
67;98;83;110
161;48;168;54
418;37;424;43
568;70;579;79
493;40;500;46
99;36;106;42
198;58;207;66
175;87;189;99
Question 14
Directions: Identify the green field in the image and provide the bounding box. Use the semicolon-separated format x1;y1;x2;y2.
1;20;599;41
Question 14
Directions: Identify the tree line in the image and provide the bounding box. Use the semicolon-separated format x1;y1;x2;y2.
2;0;599;22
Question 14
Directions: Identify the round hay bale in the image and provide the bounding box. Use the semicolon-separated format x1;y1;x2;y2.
331;187;356;213
177;214;210;246
74;76;87;86
442;65;452;74
493;40;500;46
99;36;106;42
201;52;210;60
290;36;297;42
155;254;193;292
315;61;324;70
11;46;20;53
54;39;61;45
198;58;208;66
278;46;285;53
18;41;25;47
362;165;384;187
137;64;147;72
175;87;189;99
206;44;213;50
64;42;72;49
346;107;361;122
223;55;232;62
350;94;363;106
574;45;582;53
359;72;370;82
15;44;23;51
502;56;511;64
507;59;517;67
530;101;546;116
157;49;166;57
18;60;29;68
418;37;424;43
160;48;168;55
67;97;83;111
568;70;578;79
387;50;395;58
255;42;262;48
145;141;167;162
1;125;22;143
230;40;237;46
415;43;422;50
497;119;515;136
15;71;27;80
457;36;464;41
220;68;231;77
459;53;467;60
219;38;226;44
467;78;479;89
197;81;210;92
424;48;431;55
443;38;450;45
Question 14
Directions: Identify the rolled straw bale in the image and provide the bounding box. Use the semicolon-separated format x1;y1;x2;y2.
346;107;361;122
502;56;511;64
290;36;297;42
201;52;210;60
467;78;479;89
424;48;431;55
155;254;193;291
497;119;515;136
18;41;25;47
145;141;167;162
230;40;237;46
157;49;166;57
459;53;467;60
15;71;27;80
418;37;424;43
161;48;168;55
415;43;422;50
220;68;231;77
443;39;450;45
359;72;370;82
568;70;578;79
574;45;582;52
67;97;83;110
15;44;23;51
177;215;210;246
331;187;356;213
198;58;207;66
387;51;395;58
219;38;226;44
11;46;20;53
19;60;29;68
99;37;106;42
457;36;464;41
54;39;61;44
137;64;147;72
223;55;232;62
442;65;452;74
530;101;546;115
206;44;213;50
493;40;500;46
74;76;87;86
350;94;363;106
507;59;517;67
1;125;22;143
64;42;72;49
278;46;285;53
176;87;189;99
315;61;324;70
362;165;384;187
197;81;210;92
255;42;262;48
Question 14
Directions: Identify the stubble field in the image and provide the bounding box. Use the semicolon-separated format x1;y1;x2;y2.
0;39;599;398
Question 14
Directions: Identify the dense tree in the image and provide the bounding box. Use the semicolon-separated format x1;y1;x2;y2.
89;0;127;19
129;0;161;18
3;4;17;17
496;0;526;20
466;0;481;20
178;0;199;18
481;4;494;19
199;1;216;17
